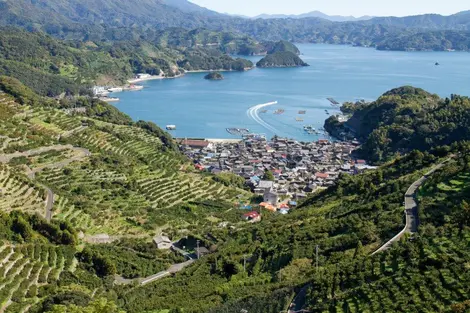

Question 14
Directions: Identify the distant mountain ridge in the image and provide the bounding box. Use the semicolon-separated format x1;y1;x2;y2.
253;11;374;22
1;0;470;52
161;0;221;16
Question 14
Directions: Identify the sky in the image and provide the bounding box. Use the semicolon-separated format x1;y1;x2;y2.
190;0;469;17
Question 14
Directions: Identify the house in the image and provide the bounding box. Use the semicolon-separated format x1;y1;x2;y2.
243;211;261;223
136;73;151;79
289;201;298;207
315;172;329;179
181;139;212;149
153;235;172;250
255;180;274;194
264;190;279;205
264;204;276;212
195;164;205;171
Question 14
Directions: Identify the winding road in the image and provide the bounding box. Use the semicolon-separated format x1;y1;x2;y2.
371;157;451;255
288;157;452;312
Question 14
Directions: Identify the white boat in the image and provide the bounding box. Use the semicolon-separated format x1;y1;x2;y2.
166;125;176;130
108;87;123;93
128;85;144;91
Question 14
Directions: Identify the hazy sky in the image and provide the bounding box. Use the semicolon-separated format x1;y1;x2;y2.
190;0;469;17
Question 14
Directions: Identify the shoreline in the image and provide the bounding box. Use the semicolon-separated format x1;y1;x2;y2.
125;68;253;85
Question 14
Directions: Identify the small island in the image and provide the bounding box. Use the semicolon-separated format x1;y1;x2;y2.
204;72;224;80
256;51;309;68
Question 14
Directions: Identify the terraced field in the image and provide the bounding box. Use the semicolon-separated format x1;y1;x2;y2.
137;173;232;209
0;95;247;236
0;164;44;216
0;242;76;313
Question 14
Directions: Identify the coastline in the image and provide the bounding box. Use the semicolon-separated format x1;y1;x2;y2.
126;73;185;84
126;68;253;84
185;67;254;74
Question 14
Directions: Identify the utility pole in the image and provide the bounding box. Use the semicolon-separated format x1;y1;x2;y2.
315;245;319;273
196;240;200;260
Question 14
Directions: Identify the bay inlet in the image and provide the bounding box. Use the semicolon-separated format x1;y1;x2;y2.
114;44;470;141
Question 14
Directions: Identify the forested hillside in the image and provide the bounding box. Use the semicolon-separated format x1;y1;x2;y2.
325;86;470;162
2;0;470;51
0;27;258;96
305;147;470;312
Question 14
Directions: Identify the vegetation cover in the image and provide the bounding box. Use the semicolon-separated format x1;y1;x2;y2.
325;86;470;162
0;73;469;313
257;51;309;68
0;1;470;312
204;72;224;80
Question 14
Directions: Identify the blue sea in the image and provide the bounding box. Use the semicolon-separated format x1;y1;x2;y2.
114;44;470;141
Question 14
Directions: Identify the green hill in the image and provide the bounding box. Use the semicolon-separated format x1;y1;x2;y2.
325;86;470;163
256;51;309;68
0;27;254;96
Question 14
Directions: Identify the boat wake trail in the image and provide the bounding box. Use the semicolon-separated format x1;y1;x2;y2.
246;101;279;134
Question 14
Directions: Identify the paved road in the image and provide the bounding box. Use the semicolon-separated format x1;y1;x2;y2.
288;157;453;311
372;158;451;255
0;145;91;222
115;259;196;286
288;285;310;313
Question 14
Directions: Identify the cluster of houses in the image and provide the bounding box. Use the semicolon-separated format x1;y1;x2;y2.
180;136;376;220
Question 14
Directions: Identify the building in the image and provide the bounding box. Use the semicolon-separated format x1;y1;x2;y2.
181;139;212;149
263;190;279;205
136;73;151;79
243;211;261;223
255;180;274;194
92;86;108;96
153;235;172;250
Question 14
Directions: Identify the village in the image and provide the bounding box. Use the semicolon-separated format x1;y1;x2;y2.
179;135;376;221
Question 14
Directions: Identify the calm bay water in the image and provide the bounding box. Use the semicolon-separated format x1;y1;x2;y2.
114;44;470;141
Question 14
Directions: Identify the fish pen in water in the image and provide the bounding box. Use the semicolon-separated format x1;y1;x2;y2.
226;128;250;136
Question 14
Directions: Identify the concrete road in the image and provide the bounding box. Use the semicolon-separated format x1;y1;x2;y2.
372;158;451;255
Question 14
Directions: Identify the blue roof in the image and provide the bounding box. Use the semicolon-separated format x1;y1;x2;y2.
250;176;261;181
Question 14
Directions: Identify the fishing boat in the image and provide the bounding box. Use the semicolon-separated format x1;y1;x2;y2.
108;87;123;93
298;110;306;114
274;109;285;115
295;117;304;122
303;125;315;132
127;84;144;91
260;110;268;113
